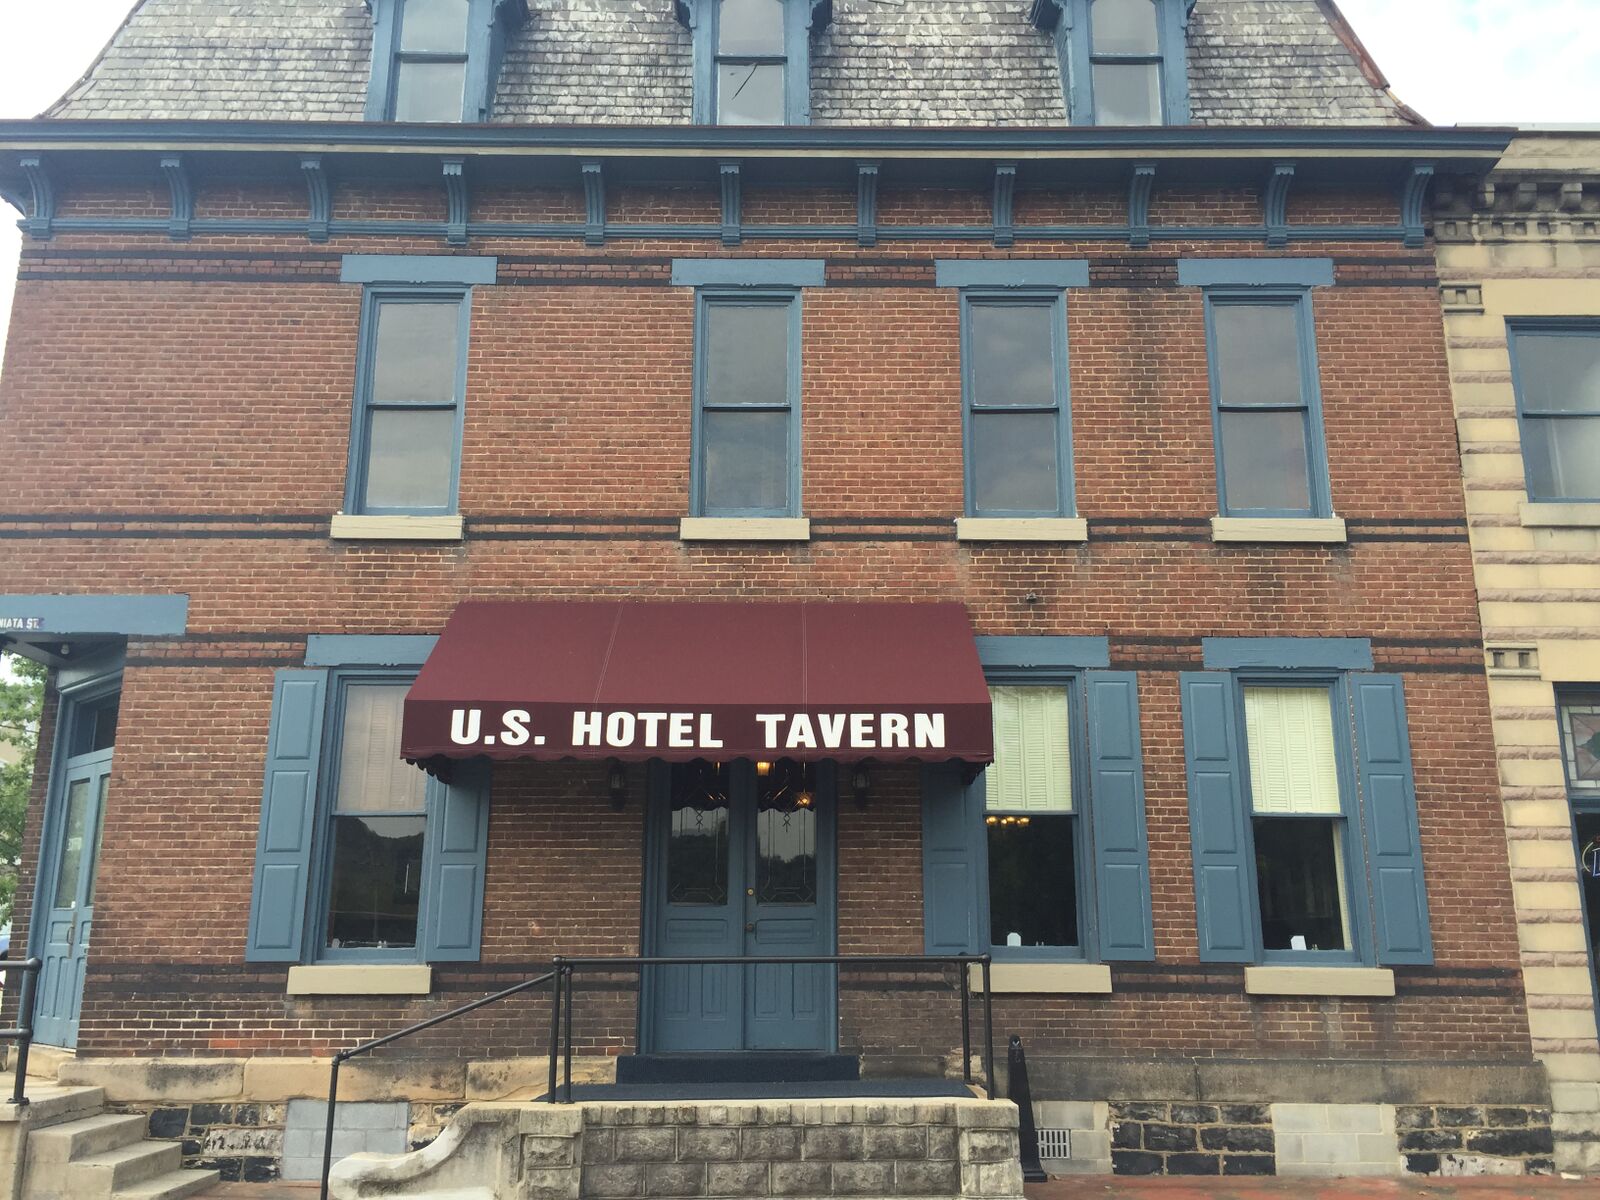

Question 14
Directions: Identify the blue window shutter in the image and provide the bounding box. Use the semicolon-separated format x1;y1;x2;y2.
1351;676;1434;966
1180;672;1257;963
421;761;492;962
246;670;328;963
1086;672;1154;961
921;764;984;955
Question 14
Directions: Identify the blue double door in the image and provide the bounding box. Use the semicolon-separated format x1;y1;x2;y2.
646;760;836;1054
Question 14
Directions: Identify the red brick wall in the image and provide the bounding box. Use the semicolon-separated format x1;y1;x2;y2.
0;177;1530;1067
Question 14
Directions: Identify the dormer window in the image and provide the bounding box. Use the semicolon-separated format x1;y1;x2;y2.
1030;0;1190;126
364;0;528;124
1089;0;1162;125
679;0;831;125
391;0;470;122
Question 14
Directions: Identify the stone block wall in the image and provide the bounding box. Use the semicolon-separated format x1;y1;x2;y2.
1107;1102;1274;1177
110;1101;284;1184
1397;1104;1556;1177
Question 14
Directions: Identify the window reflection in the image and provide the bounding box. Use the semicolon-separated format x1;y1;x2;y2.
668;761;732;905
756;761;817;906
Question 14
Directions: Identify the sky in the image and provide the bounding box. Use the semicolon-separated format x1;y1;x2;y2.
1;0;1598;368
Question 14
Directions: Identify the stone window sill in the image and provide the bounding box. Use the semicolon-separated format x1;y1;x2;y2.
330;514;464;541
1212;517;1348;545
1520;502;1600;529
679;517;811;542
286;965;434;997
967;963;1112;995
956;517;1089;544
1244;966;1394;998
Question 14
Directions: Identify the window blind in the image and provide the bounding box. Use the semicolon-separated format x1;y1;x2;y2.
337;684;430;814
1243;686;1341;815
987;686;1072;812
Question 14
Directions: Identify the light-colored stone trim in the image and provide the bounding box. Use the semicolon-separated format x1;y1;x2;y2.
1210;517;1348;544
1483;277;1600;317
1243;966;1395;998
1521;502;1600;529
955;518;1089;543
968;962;1112;994
677;517;811;542
285;964;433;997
1537;640;1600;683
329;513;465;541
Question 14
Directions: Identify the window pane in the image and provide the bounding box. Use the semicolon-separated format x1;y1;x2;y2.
1515;333;1600;413
1219;409;1312;513
717;62;786;125
988;814;1078;949
1092;62;1162;126
70;695;119;757
336;685;430;815
1092;0;1159;53
400;0;469;52
84;775;109;906
702;410;789;513
325;815;426;950
718;0;786;55
372;302;461;405
1562;701;1600;790
667;762;731;906
393;59;466;123
1522;414;1600;501
53;779;92;909
756;761;817;906
987;687;1072;813
1253;816;1349;952
971;411;1060;514
1244;687;1341;815
970;302;1057;408
1213;303;1304;407
1577;813;1600;1003
364;409;456;511
704;303;789;407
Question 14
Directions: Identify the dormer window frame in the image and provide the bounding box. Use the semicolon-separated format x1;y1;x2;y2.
677;0;832;126
1030;0;1192;127
364;0;529;124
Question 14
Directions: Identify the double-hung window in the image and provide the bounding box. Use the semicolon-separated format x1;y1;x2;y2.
388;0;471;122
714;0;788;125
692;292;801;518
1509;323;1600;503
985;686;1083;955
1206;291;1331;519
347;290;470;517
1088;0;1165;126
321;678;435;957
1181;660;1433;967
962;294;1075;518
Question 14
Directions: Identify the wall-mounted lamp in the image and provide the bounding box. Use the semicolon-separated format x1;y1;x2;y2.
755;760;773;777
605;758;628;811
850;765;871;810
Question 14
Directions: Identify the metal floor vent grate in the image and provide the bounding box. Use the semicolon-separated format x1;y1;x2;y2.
1036;1128;1072;1160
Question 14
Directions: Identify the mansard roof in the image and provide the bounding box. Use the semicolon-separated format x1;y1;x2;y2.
42;0;1419;127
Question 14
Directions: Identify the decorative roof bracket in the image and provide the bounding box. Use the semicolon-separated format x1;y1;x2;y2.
1265;161;1295;248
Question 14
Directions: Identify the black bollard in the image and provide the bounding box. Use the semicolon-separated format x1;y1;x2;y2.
1006;1035;1047;1183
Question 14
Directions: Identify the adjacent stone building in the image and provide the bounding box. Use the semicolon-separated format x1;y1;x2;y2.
1434;130;1600;1176
0;0;1565;1186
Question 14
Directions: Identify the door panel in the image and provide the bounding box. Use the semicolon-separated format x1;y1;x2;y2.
648;761;835;1053
36;757;111;1049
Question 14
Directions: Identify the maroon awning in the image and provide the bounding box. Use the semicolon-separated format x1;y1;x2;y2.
402;600;993;766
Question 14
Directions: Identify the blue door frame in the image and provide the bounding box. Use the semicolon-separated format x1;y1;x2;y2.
641;761;838;1054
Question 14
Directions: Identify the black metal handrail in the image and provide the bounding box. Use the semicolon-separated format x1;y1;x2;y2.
545;953;995;1104
317;953;993;1200
318;968;557;1200
0;958;42;1108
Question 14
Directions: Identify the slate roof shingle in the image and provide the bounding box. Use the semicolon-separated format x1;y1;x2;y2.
42;0;1419;127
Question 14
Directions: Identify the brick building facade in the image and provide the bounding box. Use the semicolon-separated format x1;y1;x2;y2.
0;0;1564;1184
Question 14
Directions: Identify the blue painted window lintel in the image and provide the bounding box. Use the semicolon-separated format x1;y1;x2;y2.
672;259;826;288
977;636;1111;671
935;260;1090;290
1202;637;1374;672
1178;258;1335;289
306;635;441;667
342;255;498;286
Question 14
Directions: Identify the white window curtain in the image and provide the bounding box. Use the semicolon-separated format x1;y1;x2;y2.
336;684;430;814
986;686;1073;813
1243;686;1341;815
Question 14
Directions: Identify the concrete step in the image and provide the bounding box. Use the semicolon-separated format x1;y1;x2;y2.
26;1112;149;1161
66;1139;185;1197
111;1169;225;1200
0;1083;106;1125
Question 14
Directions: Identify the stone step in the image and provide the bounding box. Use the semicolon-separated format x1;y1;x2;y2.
111;1169;225;1200
25;1112;149;1161
65;1139;185;1197
0;1084;107;1126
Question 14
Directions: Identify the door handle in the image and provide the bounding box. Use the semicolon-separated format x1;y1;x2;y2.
745;922;756;933
67;915;78;950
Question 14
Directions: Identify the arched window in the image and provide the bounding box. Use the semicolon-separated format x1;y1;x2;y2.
1089;0;1163;125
